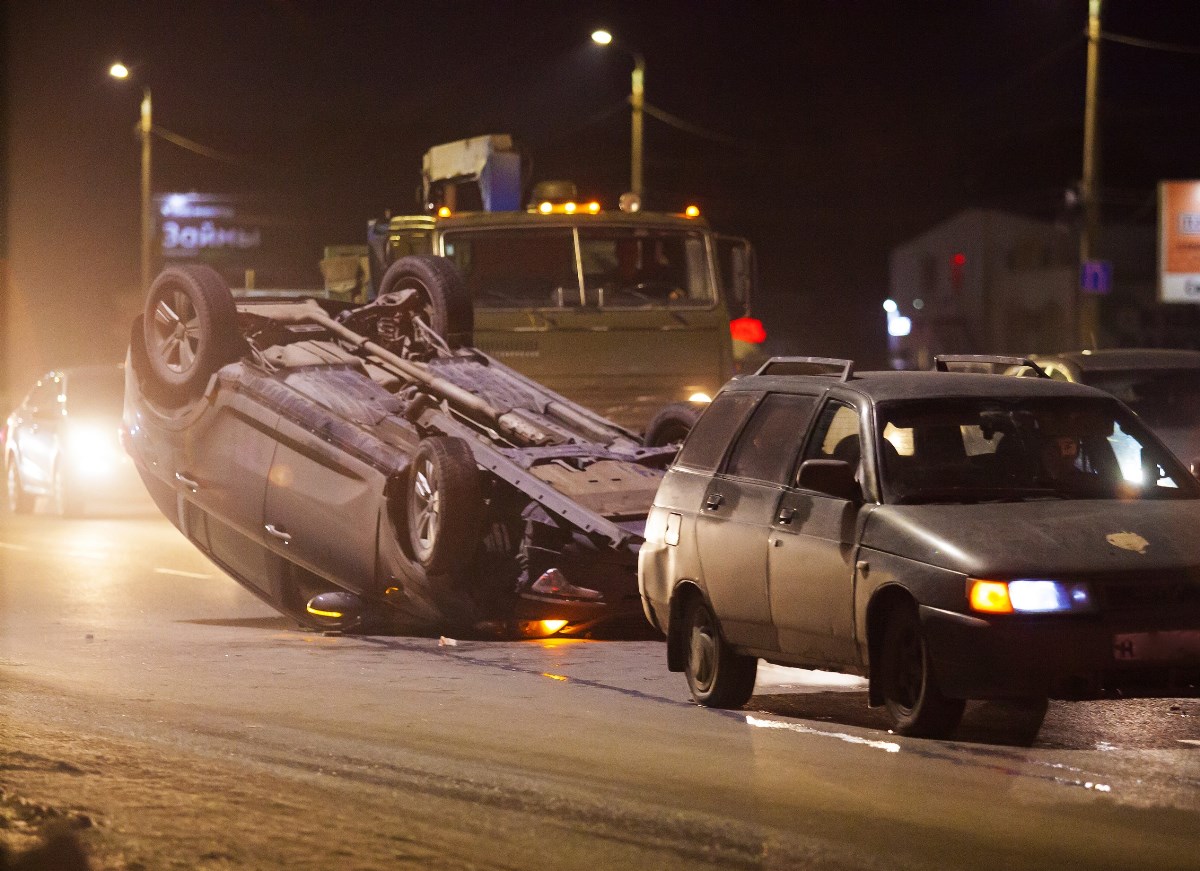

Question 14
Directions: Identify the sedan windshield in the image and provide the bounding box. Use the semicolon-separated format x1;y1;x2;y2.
876;397;1200;504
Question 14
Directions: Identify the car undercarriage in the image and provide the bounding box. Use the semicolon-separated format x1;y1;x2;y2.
124;257;674;636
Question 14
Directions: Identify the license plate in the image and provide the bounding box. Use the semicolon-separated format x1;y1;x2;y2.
1112;630;1200;662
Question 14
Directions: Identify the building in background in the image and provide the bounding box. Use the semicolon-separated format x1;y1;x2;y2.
887;207;1200;370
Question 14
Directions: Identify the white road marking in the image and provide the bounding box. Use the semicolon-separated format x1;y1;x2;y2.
0;541;31;551
1178;739;1200;747
746;714;901;753
154;568;212;580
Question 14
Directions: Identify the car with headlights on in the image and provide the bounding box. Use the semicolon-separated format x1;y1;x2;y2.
1010;349;1200;467
638;355;1200;739
4;364;146;516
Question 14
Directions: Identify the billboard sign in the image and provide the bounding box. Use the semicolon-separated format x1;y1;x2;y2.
1159;181;1200;303
153;192;320;290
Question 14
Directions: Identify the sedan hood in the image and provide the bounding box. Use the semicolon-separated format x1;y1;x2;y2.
863;499;1200;577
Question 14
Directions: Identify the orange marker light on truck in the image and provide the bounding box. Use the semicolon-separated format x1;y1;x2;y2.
685;205;700;218
437;206;452;217
969;580;1013;614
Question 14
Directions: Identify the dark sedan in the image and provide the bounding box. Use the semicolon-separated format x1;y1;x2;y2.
1015;349;1200;466
639;356;1200;739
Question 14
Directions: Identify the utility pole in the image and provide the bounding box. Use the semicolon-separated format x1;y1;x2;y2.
140;87;153;294
630;52;645;201
1078;0;1103;347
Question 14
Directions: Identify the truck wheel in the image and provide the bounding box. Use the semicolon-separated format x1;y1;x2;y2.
377;256;473;348
142;265;241;400
407;437;482;574
644;401;704;447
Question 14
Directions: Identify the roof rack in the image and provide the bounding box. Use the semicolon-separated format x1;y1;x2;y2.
754;356;855;381
933;355;1049;378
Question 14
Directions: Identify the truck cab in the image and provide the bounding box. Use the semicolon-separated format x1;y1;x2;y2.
327;135;764;433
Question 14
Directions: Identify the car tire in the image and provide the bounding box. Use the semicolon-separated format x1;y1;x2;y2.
142;265;242;401
406;437;482;575
644;401;704;447
377;255;473;349
879;605;965;738
6;460;34;514
52;464;84;518
682;596;757;708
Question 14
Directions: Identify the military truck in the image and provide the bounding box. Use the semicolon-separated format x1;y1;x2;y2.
322;135;766;443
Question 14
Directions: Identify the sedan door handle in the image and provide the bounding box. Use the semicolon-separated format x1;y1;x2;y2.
704;493;725;510
777;507;796;524
175;472;200;491
265;523;292;543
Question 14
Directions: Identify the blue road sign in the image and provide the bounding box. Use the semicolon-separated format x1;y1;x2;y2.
1080;260;1113;294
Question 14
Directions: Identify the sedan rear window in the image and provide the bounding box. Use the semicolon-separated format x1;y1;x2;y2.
724;393;817;483
674;392;760;473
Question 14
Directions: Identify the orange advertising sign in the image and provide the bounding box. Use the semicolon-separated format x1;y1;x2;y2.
1160;181;1200;302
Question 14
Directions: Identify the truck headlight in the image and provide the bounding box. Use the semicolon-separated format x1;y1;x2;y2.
968;578;1094;614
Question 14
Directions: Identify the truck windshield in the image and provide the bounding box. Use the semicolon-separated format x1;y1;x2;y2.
442;228;577;308
876;397;1199;504
578;228;713;306
440;225;715;309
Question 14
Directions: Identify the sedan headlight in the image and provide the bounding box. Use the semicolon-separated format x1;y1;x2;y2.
968;578;1094;614
66;423;121;475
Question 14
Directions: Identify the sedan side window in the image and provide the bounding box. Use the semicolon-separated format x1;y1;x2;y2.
674;392;761;473
797;401;861;481
724;393;817;483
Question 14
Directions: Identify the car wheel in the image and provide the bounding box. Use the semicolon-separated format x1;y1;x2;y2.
644;401;703;447
407;437;482;575
879;605;965;738
52;464;84;518
142;264;242;400
377;255;473;348
682;596;757;708
6;461;34;514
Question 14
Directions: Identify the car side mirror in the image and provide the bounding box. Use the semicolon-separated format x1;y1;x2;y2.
796;459;862;503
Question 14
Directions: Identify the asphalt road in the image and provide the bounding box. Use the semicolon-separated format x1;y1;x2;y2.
2;508;1199;870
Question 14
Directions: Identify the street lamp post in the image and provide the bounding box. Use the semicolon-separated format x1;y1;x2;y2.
110;63;153;294
592;30;646;201
1078;0;1103;347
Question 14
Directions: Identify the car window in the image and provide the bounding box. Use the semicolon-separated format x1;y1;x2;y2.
724;393;817;483
674;392;761;474
578;228;713;307
803;401;860;462
876;397;1199;504
442;229;579;307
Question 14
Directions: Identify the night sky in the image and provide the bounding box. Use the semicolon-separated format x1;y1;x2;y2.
5;0;1200;402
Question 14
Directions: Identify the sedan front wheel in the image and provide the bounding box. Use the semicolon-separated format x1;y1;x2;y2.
879;605;965;738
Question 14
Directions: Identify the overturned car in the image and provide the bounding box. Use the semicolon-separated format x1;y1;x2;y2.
124;257;674;635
